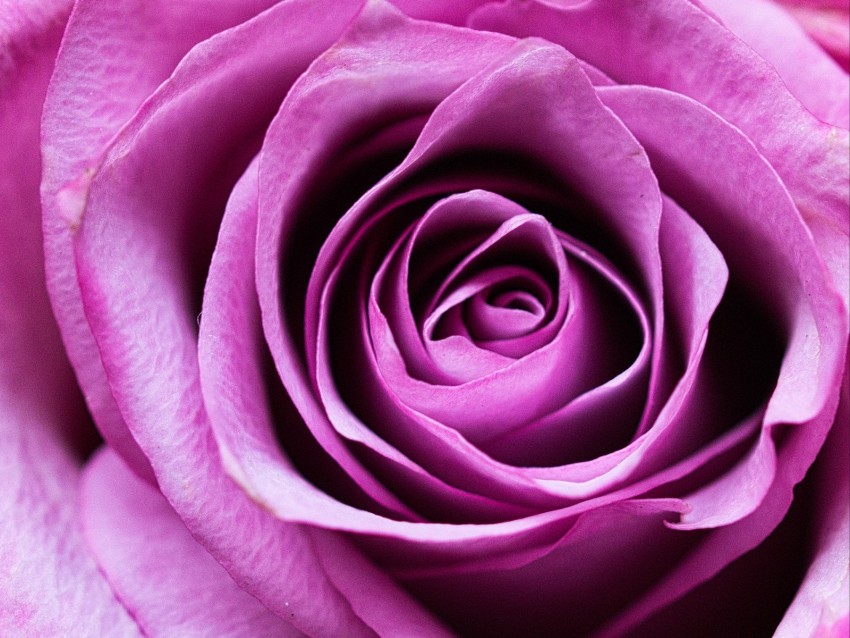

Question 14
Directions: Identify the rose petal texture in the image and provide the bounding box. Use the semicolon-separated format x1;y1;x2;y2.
36;0;849;637
80;447;304;637
699;0;849;127
778;0;850;70
45;1;451;635
41;0;287;485
0;0;139;635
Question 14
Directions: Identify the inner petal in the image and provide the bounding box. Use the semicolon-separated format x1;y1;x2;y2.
425;267;553;344
469;278;549;340
382;192;571;388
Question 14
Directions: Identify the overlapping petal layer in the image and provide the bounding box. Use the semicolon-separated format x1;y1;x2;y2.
37;0;848;635
2;2;139;634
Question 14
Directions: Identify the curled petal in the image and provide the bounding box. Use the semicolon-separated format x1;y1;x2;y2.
69;1;406;634
775;372;850;638
41;0;283;483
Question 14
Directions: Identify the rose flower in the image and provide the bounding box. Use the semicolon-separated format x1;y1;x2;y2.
2;0;848;636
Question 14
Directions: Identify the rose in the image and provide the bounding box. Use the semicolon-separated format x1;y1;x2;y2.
3;0;847;636
2;0;847;636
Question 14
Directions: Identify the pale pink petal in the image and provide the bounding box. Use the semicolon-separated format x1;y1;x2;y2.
0;4;138;632
0;411;140;637
780;0;850;69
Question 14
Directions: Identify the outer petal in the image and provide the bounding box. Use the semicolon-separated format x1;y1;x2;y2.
80;448;303;638
40;0;281;483
0;412;140;637
588;85;848;637
699;0;849;127
0;2;139;634
388;0;489;25
69;1;395;635
598;84;847;527
200;159;453;636
779;0;850;69
1;0;93;457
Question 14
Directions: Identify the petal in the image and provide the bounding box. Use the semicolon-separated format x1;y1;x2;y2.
699;0;849;127
395;501;692;637
0;412;140;636
198;122;454;638
1;0;94;456
780;0;850;70
249;2;728;560
598;85;847;528
41;0;283;483
593;393;847;638
586;85;848;636
70;1;390;635
388;0;490;25
80;448;303;637
256;0;673;519
1;5;137;633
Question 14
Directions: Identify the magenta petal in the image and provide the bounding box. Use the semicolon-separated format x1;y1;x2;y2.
80;448;302;637
299;26;667;495
207;134;563;534
388;0;490;25
308;529;455;638
1;0;95;457
69;2;396;634
499;193;728;476
395;499;693;637
593;439;830;638
372;191;553;385
0;418;140;636
372;211;586;440
600;85;847;526
257;2;675;513
258;1;515;454
584;85;848;636
40;0;282;483
201;161;444;524
780;0;850;69
699;0;849;127
200;162;466;628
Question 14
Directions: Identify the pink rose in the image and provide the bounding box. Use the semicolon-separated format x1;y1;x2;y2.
2;0;847;636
